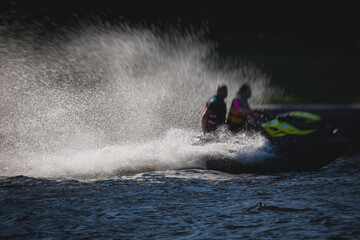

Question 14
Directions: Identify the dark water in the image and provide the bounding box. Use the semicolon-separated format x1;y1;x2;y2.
1;154;360;239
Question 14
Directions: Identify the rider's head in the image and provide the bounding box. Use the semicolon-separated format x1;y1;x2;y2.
216;84;228;99
238;83;251;99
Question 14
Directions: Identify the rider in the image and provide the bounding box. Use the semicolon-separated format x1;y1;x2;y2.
226;83;261;132
201;84;228;133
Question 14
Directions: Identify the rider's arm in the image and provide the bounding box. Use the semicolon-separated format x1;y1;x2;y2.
233;98;260;119
238;108;262;120
201;108;212;133
237;107;253;116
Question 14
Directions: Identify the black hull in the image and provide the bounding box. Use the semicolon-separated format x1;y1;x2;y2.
204;115;353;174
205;141;349;174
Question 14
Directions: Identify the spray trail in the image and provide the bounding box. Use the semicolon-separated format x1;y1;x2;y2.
0;23;280;179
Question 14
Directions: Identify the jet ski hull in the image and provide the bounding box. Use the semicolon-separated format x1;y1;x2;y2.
204;111;353;174
205;131;350;174
205;149;345;174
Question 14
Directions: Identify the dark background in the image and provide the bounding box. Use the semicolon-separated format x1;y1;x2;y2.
1;0;360;102
1;1;359;33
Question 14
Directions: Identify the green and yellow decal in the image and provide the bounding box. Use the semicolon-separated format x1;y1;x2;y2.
289;111;321;123
261;111;321;137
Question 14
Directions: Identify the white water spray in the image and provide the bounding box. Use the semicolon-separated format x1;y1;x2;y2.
0;22;280;179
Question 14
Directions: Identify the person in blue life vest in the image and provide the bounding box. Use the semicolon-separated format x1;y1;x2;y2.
201;84;228;133
226;83;262;132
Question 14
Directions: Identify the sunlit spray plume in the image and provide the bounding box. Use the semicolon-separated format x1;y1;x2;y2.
0;21;281;179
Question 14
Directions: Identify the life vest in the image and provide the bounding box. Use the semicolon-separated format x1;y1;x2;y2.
227;96;249;125
204;96;226;132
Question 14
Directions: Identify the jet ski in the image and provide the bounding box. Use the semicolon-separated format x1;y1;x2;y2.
205;111;352;173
